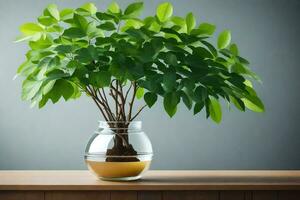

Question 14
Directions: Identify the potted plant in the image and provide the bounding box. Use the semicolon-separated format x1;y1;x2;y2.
15;1;264;180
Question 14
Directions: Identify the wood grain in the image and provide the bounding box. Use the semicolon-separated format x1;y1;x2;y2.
278;191;300;200
137;191;161;200
110;191;137;200
0;170;299;191
45;191;109;200
252;191;277;200
220;191;245;200
0;191;44;200
244;191;252;200
163;191;218;200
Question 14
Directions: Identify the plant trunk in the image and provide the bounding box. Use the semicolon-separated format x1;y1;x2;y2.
105;122;139;162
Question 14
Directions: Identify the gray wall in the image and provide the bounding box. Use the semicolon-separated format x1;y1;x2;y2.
0;0;299;170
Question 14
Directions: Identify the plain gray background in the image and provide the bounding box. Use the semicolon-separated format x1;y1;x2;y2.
0;0;299;170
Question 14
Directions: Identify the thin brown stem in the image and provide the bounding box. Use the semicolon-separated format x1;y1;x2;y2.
127;82;137;121
130;105;147;121
87;85;115;121
109;89;123;120
101;88;109;105
110;80;119;120
116;81;121;120
85;86;109;121
124;82;133;103
87;79;146;125
118;81;126;121
97;88;115;120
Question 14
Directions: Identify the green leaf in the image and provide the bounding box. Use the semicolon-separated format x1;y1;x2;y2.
231;63;259;81
90;71;111;88
193;86;207;102
244;80;253;88
16;61;35;76
96;12;118;21
148;20;161;32
164;92;180;117
121;19;144;32
66;60;82;69
75;8;92;16
230;96;245;111
46;4;60;21
191;23;216;35
60;9;74;21
218;30;231;49
63;27;85;38
186;12;196;33
165;52;178;66
22;79;43;101
200;41;217;57
87;21;104;38
38;80;57;108
230;43;239;56
98;22;116;31
163;71;176;92
180;91;192;110
46;25;63;33
81;3;97;15
46;69;70;80
237;56;250;65
144;92;157;108
38;16;56;26
38;96;49;108
124;2;144;18
108;2;120;14
76;45;98;64
42;80;56;95
46;79;75;103
194;101;204;115
55;45;73;54
20;23;44;36
156;2;173;22
26;50;54;63
242;95;264;112
126;28;148;40
191;46;213;59
29;37;52;50
209;98;222;123
171;16;187;33
73;13;88;31
136;87;144;99
219;49;232;58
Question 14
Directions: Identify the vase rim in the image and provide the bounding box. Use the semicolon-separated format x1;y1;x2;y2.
99;120;142;123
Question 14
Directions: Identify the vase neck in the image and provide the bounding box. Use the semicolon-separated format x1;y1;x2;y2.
98;121;142;131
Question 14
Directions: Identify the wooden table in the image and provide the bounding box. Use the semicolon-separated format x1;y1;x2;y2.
0;170;299;200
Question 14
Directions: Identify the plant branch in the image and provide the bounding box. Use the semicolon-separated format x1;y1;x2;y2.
85;86;109;121
127;82;137;121
97;88;115;120
118;81;126;121
124;82;133;103
130;105;147;121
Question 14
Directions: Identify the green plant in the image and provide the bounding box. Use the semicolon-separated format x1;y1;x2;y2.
16;1;264;124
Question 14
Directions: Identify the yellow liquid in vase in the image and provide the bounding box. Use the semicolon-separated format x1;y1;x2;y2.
86;160;151;179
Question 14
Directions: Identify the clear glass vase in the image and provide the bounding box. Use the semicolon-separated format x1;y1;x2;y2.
85;121;153;181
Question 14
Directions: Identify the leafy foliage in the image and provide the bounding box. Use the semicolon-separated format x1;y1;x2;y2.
16;1;264;123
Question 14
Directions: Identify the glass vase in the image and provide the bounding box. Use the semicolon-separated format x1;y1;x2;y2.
85;121;153;181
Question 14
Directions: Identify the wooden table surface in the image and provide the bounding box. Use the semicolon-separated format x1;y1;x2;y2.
0;170;299;191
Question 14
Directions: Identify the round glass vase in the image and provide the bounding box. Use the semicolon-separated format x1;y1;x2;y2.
85;121;153;181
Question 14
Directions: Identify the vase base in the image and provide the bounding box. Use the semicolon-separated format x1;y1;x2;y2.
99;175;141;181
85;160;151;181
